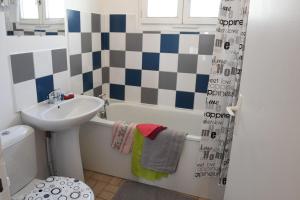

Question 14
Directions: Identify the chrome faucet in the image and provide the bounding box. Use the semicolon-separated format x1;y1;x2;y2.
48;89;62;104
98;94;109;119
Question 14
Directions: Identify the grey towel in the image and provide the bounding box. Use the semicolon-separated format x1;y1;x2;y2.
141;129;186;174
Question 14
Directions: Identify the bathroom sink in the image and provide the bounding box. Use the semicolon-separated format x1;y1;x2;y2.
21;95;104;181
21;95;104;131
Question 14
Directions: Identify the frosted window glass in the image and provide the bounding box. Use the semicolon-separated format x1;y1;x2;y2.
20;0;39;19
148;0;179;17
45;0;65;19
190;0;221;18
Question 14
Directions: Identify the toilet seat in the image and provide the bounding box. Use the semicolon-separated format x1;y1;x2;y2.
24;176;94;200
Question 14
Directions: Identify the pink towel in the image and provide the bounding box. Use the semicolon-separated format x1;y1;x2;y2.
112;121;136;154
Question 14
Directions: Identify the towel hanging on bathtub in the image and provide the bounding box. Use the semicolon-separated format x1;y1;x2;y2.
141;129;186;174
112;121;136;154
131;129;169;181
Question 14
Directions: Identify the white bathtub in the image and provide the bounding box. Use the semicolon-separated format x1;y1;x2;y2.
80;101;225;200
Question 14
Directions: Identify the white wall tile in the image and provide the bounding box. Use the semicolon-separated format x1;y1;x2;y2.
142;33;161;53
125;86;141;102
71;74;83;94
92;33;101;51
158;89;176;107
176;73;196;92
82;52;93;73
14;80;37;111
80;12;92;32
126;15;139;33
159;53;178;72
102;83;110;97
110;33;126;50
101;14;109;32
109;67;125;84
93;68;102;87
194;93;207;110
102;50;110;67
125;51;142;69
33;50;53;78
179;34;199;54
53;71;71;93
141;70;159;88
68;33;82;55
197;55;212;74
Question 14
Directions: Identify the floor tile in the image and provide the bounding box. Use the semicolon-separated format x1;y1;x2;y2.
94;181;107;195
92;173;113;183
86;178;97;188
104;184;119;193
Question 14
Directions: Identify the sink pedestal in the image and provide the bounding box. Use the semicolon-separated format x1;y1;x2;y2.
51;126;84;180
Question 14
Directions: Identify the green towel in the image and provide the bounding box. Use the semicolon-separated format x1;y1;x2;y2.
131;129;169;181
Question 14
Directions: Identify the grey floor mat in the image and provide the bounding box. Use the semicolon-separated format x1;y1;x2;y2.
113;181;198;200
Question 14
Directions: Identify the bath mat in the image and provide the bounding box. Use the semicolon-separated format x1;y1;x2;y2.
112;181;198;200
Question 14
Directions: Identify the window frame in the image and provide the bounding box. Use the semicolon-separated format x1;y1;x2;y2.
18;0;64;25
141;0;219;25
18;0;42;25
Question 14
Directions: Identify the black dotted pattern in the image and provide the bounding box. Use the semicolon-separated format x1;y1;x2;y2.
25;177;94;200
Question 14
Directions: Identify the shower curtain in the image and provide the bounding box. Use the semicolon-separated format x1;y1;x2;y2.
195;0;250;185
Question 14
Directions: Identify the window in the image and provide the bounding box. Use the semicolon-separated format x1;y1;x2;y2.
19;0;64;24
141;0;221;25
44;0;65;19
19;0;39;20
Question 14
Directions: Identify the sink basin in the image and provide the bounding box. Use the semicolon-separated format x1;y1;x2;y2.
22;95;104;131
21;95;104;180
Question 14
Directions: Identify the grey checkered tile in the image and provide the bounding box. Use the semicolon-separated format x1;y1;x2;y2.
141;87;158;105
198;34;215;55
70;54;82;76
81;33;92;53
94;85;102;97
102;67;110;83
126;33;143;51
10;53;35;84
52;49;68;73
178;54;198;73
159;71;177;90
92;13;101;32
110;50;125;68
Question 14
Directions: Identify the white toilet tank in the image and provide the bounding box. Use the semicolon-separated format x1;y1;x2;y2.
0;125;37;195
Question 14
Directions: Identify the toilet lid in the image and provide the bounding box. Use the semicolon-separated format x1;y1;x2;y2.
24;176;94;200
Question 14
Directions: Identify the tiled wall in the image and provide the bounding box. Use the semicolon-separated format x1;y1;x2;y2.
102;14;214;110
9;10;213;112
67;9;104;97
6;24;65;36
10;49;68;111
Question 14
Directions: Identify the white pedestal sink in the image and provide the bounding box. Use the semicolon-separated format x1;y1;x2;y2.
21;95;104;180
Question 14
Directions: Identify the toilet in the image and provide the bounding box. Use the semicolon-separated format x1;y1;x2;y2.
0;125;94;200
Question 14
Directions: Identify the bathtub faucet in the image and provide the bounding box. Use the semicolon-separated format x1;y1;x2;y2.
98;94;109;119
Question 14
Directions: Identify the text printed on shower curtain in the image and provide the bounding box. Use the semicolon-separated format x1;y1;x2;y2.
195;0;250;185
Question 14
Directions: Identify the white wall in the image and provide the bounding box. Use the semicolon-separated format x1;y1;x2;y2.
224;0;300;199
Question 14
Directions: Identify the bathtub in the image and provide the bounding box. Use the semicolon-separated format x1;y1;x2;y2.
80;101;225;200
